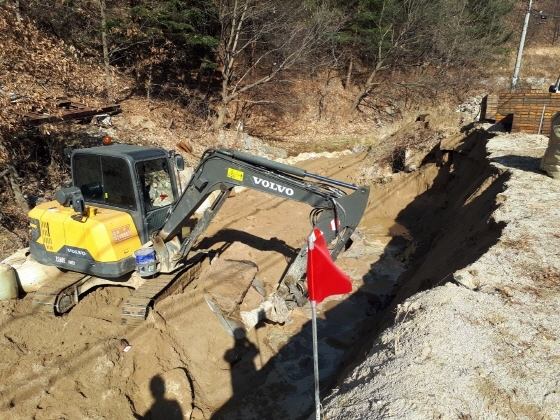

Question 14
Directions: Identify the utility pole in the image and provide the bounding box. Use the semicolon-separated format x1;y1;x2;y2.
511;0;533;92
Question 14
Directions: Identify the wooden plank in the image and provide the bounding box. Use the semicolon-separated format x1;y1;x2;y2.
481;94;499;121
511;104;560;135
21;100;121;126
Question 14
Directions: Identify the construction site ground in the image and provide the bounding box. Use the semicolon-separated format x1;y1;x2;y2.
1;117;560;419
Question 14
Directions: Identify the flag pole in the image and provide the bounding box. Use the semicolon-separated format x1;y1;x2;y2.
311;299;321;420
307;227;352;420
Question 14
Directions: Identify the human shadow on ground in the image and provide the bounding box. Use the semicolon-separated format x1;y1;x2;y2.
211;295;372;420
219;328;261;414
143;375;183;420
490;155;543;174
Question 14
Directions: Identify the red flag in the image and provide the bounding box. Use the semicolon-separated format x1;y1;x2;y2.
307;228;352;304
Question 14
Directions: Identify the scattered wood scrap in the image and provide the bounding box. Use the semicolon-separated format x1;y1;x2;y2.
21;98;121;126
176;140;193;154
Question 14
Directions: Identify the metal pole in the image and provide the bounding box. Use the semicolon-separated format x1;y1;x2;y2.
304;172;358;190
511;0;533;92
312;300;321;420
539;105;547;135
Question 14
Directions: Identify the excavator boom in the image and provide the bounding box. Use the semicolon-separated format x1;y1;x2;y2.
153;148;369;307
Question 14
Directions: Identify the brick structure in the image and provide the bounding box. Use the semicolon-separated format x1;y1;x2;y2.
481;94;499;121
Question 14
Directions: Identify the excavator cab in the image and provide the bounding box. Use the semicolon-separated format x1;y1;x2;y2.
28;143;184;279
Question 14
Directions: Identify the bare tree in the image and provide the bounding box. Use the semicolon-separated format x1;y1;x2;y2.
13;0;22;23
213;0;343;128
99;0;113;102
347;0;431;114
346;0;514;114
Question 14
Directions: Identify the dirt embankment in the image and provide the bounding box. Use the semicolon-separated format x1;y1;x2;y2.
0;150;383;419
323;129;560;419
1;122;556;419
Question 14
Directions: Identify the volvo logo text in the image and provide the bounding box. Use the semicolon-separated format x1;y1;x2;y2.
251;176;294;196
66;247;87;256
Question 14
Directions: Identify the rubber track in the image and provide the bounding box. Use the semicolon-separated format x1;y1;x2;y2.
120;272;177;326
32;271;89;314
121;253;207;326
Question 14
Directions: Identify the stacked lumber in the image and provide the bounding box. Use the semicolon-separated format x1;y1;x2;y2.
511;105;560;136
481;94;499;121
482;93;560;136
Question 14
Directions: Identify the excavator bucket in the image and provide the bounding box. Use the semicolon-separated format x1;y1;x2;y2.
204;296;246;339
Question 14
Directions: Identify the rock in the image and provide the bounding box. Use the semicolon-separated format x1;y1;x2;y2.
452;268;481;290
455;96;483;119
241;285;265;311
239;292;292;330
340;231;366;259
241;133;288;159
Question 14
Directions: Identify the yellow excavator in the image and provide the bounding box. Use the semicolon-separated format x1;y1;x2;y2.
26;137;370;326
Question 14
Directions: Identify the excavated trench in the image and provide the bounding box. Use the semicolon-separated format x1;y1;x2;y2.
196;128;509;419
0;129;508;420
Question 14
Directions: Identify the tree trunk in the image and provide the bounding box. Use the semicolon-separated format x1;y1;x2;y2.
14;0;21;23
1;168;29;213
99;0;112;102
147;64;152;102
553;18;560;45
215;103;228;129
8;174;29;213
348;59;384;114
345;56;353;89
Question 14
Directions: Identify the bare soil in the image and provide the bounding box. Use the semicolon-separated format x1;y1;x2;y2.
2;115;556;419
0;148;391;419
323;129;560;419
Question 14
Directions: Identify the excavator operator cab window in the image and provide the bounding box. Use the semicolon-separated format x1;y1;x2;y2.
137;158;175;212
73;154;136;210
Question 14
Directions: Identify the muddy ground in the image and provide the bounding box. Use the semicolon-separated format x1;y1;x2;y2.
1;122;556;419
